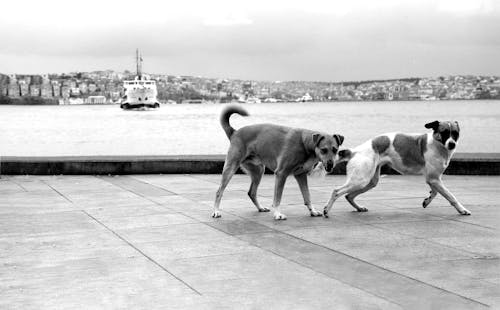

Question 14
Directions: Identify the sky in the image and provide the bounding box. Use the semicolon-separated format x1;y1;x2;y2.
0;0;499;82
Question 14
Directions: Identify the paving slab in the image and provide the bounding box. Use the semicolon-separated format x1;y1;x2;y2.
0;174;498;309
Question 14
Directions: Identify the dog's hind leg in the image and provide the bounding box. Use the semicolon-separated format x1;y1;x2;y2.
323;183;362;218
294;172;322;217
272;172;289;220
213;148;243;218
422;188;437;208
345;164;382;212
241;163;269;213
323;182;368;217
324;157;375;217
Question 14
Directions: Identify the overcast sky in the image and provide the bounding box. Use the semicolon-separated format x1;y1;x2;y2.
0;0;499;81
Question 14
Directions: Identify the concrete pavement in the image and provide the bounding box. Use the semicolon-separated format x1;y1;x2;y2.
0;174;499;309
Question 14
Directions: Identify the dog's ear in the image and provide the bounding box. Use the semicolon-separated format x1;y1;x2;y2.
312;133;324;146
455;121;460;131
333;134;344;146
424;120;440;131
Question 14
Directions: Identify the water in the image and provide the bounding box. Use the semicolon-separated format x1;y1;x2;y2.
0;101;499;156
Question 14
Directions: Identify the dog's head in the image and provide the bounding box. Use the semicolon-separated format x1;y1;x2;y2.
425;120;460;151
312;133;344;173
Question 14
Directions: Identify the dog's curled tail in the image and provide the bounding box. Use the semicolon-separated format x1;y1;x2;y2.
220;105;249;139
309;149;354;177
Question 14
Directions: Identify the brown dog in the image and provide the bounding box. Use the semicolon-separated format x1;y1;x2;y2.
212;105;344;220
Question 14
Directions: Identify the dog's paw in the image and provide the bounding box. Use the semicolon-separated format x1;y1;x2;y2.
273;213;287;221
323;207;329;218
310;209;323;217
211;211;222;218
258;207;271;212
422;198;431;208
459;208;471;216
357;207;368;212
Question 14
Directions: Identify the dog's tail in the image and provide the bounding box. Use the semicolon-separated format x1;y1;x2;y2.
337;149;354;163
220;105;249;139
309;149;354;177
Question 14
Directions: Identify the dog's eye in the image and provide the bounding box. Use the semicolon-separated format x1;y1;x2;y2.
320;148;328;154
332;147;338;153
451;130;459;140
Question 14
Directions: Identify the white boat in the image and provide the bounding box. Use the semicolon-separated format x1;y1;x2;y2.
245;97;261;104
296;93;313;102
120;49;160;110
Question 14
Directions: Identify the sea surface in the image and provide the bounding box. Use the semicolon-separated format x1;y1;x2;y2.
0;100;499;156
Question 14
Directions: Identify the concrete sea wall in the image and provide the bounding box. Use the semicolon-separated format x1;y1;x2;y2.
1;153;499;175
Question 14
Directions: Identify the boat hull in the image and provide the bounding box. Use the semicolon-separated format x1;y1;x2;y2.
120;102;160;110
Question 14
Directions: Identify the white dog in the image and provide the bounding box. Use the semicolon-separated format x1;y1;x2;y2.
323;120;471;217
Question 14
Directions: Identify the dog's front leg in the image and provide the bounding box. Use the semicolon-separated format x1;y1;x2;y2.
294;173;322;217
272;172;288;220
427;178;471;215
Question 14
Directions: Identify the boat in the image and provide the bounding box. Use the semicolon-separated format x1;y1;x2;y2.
120;49;160;110
295;93;313;102
245;96;261;104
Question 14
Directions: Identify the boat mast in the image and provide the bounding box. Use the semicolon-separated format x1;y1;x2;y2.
136;48;143;78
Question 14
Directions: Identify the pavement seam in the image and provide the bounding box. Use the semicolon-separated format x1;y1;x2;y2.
368;221;495;258
216;209;490;308
98;175;490;307
203;221;407;308
41;180;73;203
161;181;487;305
99;175;177;196
7;178;28;192
428;213;497;230
112;185;400;303
81;210;202;296
44;176;202;296
269;229;490;308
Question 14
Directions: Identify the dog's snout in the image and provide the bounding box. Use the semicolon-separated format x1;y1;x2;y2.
326;160;334;172
448;141;456;150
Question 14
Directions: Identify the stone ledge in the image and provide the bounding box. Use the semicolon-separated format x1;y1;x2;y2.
1;153;499;175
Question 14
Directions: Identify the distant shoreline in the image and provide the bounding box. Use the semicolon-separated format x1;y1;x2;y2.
0;96;58;105
1;97;499;106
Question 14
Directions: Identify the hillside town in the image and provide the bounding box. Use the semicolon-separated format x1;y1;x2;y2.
0;71;499;105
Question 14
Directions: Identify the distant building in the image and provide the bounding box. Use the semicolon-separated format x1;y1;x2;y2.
19;81;29;96
86;95;106;104
78;82;88;94
97;83;106;92
29;84;40;97
7;84;20;97
41;74;50;85
70;87;80;96
41;84;53;98
109;91;121;102
52;83;61;97
61;86;71;99
88;83;97;93
8;74;17;84
242;81;252;93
